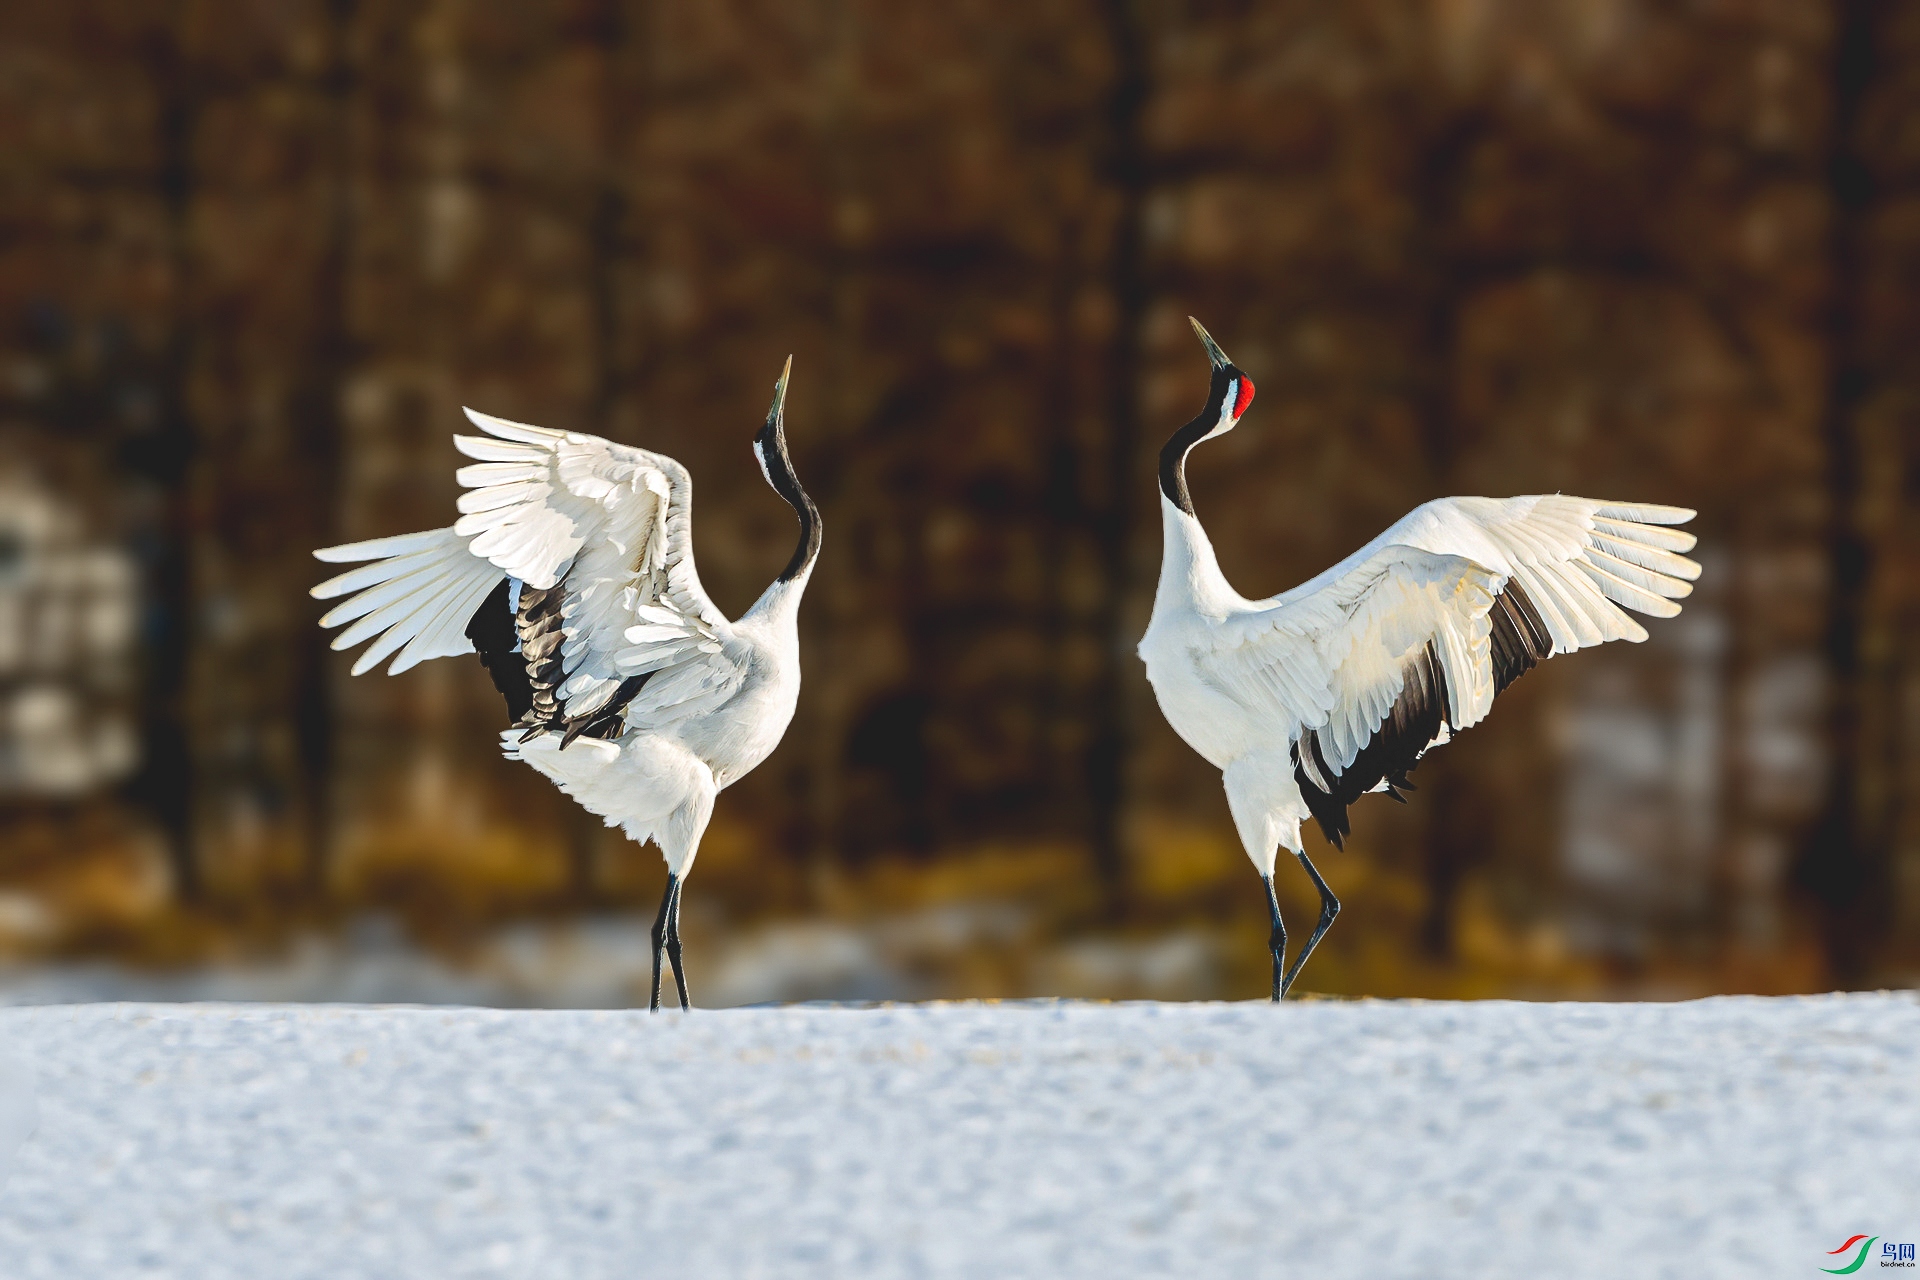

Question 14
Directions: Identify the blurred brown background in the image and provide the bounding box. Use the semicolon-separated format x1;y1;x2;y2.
0;0;1915;1004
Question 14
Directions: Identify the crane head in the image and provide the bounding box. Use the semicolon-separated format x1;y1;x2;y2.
752;355;794;483
1188;317;1255;440
1159;320;1256;514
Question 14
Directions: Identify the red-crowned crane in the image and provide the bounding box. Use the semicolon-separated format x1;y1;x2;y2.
312;359;819;1011
1138;320;1699;1000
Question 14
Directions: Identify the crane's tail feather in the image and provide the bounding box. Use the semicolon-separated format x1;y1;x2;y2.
311;526;504;676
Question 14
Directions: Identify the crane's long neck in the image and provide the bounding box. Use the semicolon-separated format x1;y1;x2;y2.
1154;493;1238;619
744;423;821;627
1153;384;1241;617
1159;420;1208;518
1159;375;1237;517
774;483;821;587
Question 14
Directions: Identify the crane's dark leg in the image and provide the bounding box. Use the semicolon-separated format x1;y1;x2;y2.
1279;849;1340;998
1263;873;1287;1003
663;877;691;1010
649;873;678;1013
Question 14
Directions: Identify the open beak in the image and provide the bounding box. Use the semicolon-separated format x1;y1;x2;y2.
1188;317;1231;370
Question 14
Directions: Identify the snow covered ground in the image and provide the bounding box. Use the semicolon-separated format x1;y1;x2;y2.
0;994;1915;1279
0;911;1221;1009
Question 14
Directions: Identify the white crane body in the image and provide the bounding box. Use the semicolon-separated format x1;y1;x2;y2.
1141;320;1699;998
506;583;806;874
311;362;817;1007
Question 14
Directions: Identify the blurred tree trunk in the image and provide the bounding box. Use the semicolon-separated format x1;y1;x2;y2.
1797;0;1897;983
128;7;202;903
1086;0;1148;897
295;0;361;895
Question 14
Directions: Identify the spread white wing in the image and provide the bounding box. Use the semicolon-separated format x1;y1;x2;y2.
1199;494;1699;844
310;525;504;677
452;407;750;731
313;407;749;731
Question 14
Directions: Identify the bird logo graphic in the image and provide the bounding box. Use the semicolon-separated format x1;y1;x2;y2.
1822;1236;1879;1274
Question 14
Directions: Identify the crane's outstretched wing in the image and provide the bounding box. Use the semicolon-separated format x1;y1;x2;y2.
313;408;746;737
1203;495;1699;846
311;527;504;676
448;407;744;738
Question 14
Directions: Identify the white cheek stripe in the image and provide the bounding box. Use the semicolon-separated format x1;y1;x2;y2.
752;437;774;486
1202;379;1240;441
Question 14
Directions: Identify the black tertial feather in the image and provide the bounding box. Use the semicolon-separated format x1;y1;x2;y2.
508;584;659;748
512;581;569;736
557;672;655;747
1293;641;1453;850
1292;576;1555;849
1488;578;1553;694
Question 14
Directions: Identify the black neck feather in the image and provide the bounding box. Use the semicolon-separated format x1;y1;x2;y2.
1158;368;1234;516
756;420;821;583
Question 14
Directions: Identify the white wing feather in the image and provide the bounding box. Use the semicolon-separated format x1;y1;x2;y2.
312;407;747;725
1203;494;1699;778
311;527;502;676
450;408;744;728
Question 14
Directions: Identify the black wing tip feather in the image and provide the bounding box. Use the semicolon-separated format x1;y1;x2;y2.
467;579;533;723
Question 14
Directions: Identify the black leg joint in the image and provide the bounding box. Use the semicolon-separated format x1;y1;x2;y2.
1280;849;1341;999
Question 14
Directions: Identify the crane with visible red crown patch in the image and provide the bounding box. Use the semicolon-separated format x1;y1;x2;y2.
1138;318;1700;999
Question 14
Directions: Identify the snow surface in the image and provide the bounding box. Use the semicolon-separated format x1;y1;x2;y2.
0;994;1916;1279
0;908;1217;1009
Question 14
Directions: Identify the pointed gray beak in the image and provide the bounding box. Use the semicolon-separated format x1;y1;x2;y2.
766;355;793;425
1188;317;1231;370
